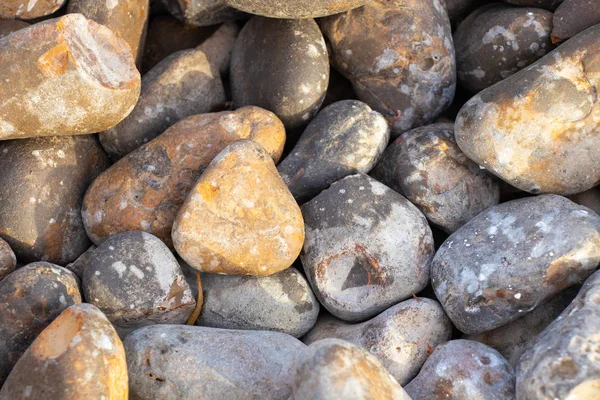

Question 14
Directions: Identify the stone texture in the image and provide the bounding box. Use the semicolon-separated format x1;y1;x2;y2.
454;4;553;93
161;0;245;26
503;0;564;9
0;14;141;140
405;340;515;400
278;100;389;204
455;24;600;195
292;338;412;400
372;123;500;233
82;231;195;336
224;0;371;18
231;17;329;131
301;173;434;321
551;0;600;43
0;0;65;19
432;194;600;334
84;106;284;248
0;19;29;38
65;245;96;279
125;324;305;400
100;48;226;160
67;0;150;66
0;238;16;282
0;304;127;400
0;262;81;385
303;298;452;385
320;0;456;137
173;139;304;276
0;135;110;265
197;21;240;77
569;186;600;215
516;270;600;399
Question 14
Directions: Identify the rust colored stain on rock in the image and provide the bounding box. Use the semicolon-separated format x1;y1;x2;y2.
0;0;65;20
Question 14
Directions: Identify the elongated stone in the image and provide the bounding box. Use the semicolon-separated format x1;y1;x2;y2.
100;48;226;160
0;135;110;264
173;139;304;276
278;100;389;204
432;194;600;334
0;14;141;140
0;0;65;20
125;325;305;399
224;0;371;18
0;262;81;385
84;107;285;248
0;304;127;400
301;173;434;321
455;24;600;195
303;298;452;385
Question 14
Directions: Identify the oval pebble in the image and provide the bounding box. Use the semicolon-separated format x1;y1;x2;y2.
224;0;371;18
0;238;16;281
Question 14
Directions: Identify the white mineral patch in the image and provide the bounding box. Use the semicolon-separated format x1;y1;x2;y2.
112;261;127;278
374;49;400;73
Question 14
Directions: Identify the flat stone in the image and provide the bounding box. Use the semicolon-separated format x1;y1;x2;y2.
161;0;246;27
224;0;371;18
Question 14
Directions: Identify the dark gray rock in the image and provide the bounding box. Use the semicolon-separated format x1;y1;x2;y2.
432;194;600;334
303;298;452;385
301;173;434;322
82;231;195;337
503;0;564;10
125;324;305;400
517;270;600;399
231;17;329;131
372;122;499;233
65;244;96;280
552;0;600;42
161;0;245;26
278;100;389;204
405;339;516;400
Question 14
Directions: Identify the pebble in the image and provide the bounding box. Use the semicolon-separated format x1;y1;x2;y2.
0;19;29;38
432;194;600;334
292;338;412;400
0;0;65;19
503;0;564;9
455;24;600;194
278;100;389;204
0;262;81;385
224;0;371;18
161;0;246;27
0;304;127;400
372;122;500;233
0;238;16;281
173;139;304;276
0;135;110;265
197;21;241;77
551;0;600;43
303;297;452;385
301;173;434;321
405;339;516;400
82;231;195;336
125;324;305;399
320;0;456;137
231;17;329;132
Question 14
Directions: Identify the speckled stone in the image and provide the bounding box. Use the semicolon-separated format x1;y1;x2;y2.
173;139;304;276
455;24;600;195
0;135;110;265
82;231;195;337
224;0;371;18
517;270;600;399
0;262;81;385
0;0;65;19
125;324;305;400
0;304;127;400
372;122;500;233
278;100;389;204
161;0;245;26
405;340;515;400
303;298;452;385
292;338;412;400
320;0;456;137
0;238;16;281
231;17;329;131
432;194;600;334
301;173;434;321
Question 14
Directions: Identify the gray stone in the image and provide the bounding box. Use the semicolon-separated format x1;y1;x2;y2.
0;238;16;282
161;0;245;26
224;0;371;18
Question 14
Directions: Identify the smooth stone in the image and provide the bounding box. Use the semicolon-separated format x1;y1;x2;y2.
0;304;127;400
405;339;516;400
82;231;195;336
278;100;389;204
432;194;600;334
0;262;81;385
65;244;96;279
125;324;305;400
503;0;564;10
231;17;329;131
292;338;412;400
0;238;16;281
161;0;245;26
173;139;304;276
569;186;600;215
551;0;600;43
372;122;500;233
320;0;456;137
0;19;29;38
301;173;434;321
303;298;452;385
196;21;240;77
0;135;109;265
0;0;66;19
224;0;371;18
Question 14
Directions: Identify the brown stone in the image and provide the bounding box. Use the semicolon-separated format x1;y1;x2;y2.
0;0;65;20
0;238;16;282
161;0;245;27
224;0;371;18
551;0;600;43
0;14;141;140
67;0;150;66
0;304;127;400
0;19;29;38
84;106;285;248
173;139;304;276
196;21;240;77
